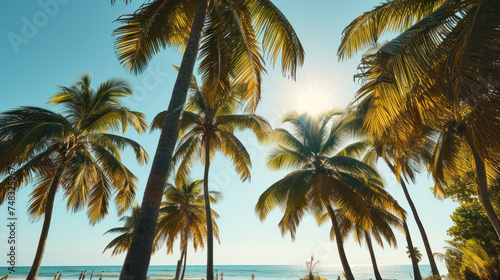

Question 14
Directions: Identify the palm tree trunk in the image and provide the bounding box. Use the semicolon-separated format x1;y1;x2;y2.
203;136;214;280
180;242;188;280
402;221;421;280
466;135;500;239
174;252;184;280
365;233;382;280
118;1;211;280
327;206;355;280
26;162;65;280
384;159;440;278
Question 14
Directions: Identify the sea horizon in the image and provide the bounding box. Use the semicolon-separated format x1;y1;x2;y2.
1;264;435;280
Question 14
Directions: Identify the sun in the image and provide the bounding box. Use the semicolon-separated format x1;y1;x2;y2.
292;88;337;115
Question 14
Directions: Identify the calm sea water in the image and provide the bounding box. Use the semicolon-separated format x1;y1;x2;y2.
2;265;433;280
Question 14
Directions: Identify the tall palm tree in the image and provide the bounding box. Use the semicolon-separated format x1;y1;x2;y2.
403;221;422;280
109;0;304;277
151;81;270;280
345;101;441;279
103;204;142;256
255;111;402;280
334;202;403;280
0;75;149;280
156;178;221;280
338;0;500;241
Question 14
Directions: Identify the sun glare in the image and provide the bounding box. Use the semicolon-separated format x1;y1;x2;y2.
293;90;335;115
276;66;347;116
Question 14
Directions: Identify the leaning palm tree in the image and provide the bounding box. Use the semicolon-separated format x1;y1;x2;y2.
156;178;221;280
338;0;500;242
0;74;149;280
110;0;304;277
372;140;441;279
344;78;441;278
151;81;270;280
255;111;402;280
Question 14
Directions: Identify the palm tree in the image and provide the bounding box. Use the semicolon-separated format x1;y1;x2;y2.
0;75;149;280
403;221;422;280
335;202;404;280
255;111;402;280
343;78;442;278
109;0;304;277
305;256;320;280
338;0;500;241
151;81;270;280
436;239;500;280
156;178;221;280
406;246;423;263
103;204;142;256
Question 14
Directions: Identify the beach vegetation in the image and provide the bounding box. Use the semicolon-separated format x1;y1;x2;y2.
109;0;304;277
151;77;270;280
0;74;148;280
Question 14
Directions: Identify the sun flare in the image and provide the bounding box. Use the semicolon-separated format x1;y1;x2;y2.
292;88;337;115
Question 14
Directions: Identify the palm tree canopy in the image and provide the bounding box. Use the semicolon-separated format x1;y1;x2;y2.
0;74;149;224
330;201;404;249
439;239;500;280
155;178;221;254
255;111;402;239
112;0;305;109
151;77;272;185
103;204;142;256
406;246;423;263
339;0;500;170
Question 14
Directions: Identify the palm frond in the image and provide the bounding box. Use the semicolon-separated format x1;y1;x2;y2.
112;0;195;74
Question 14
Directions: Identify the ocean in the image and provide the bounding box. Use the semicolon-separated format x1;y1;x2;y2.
2;265;433;280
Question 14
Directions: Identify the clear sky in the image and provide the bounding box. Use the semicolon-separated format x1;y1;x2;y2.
0;0;457;272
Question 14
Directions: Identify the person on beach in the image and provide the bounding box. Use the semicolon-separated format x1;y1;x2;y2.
251;274;255;280
89;271;94;280
82;270;87;280
99;271;104;280
220;273;224;280
54;271;59;280
79;271;84;280
57;274;63;280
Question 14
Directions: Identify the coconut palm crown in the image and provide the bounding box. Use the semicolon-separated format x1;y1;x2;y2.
156;178;221;280
151;78;271;280
0;74;149;280
255;111;402;280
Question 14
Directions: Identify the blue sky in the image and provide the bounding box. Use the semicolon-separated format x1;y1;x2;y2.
0;0;457;272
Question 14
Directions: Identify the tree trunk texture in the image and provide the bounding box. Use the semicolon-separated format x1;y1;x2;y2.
118;1;211;280
466;135;500;239
203;137;214;280
180;243;187;280
384;159;440;278
327;206;355;280
174;249;185;280
365;233;382;280
402;221;422;280
26;162;65;280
